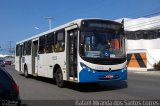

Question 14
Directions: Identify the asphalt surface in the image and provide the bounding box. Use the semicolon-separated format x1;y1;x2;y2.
1;65;160;105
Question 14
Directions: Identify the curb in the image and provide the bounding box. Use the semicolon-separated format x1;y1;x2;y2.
128;70;160;76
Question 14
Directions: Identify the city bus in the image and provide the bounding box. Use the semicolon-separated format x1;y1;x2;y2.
15;19;127;87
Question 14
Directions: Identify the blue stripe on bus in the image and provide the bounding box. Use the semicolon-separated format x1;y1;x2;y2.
79;67;127;83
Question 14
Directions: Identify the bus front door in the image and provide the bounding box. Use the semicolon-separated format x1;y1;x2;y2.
32;40;38;76
19;44;23;72
67;28;78;81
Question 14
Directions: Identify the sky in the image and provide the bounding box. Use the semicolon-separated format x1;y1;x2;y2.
0;0;160;54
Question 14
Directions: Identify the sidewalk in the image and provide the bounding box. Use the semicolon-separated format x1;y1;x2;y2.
128;69;160;76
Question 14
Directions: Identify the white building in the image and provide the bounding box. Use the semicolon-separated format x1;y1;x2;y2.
116;15;160;71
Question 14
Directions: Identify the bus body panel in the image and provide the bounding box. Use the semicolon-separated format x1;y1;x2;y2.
24;55;32;74
37;52;67;80
15;18;127;84
15;56;19;71
77;57;127;83
79;58;127;71
79;68;127;83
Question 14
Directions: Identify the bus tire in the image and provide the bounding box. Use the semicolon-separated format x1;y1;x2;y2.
24;65;29;78
56;68;65;88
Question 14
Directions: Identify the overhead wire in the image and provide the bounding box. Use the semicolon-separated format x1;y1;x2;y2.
124;10;160;23
122;9;160;30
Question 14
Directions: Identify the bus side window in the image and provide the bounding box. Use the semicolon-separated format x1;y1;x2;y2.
26;40;31;55
46;32;54;53
22;42;27;56
54;30;65;52
16;44;20;56
39;35;45;54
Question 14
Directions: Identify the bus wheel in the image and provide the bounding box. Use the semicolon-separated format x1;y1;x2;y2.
56;68;65;88
24;66;29;78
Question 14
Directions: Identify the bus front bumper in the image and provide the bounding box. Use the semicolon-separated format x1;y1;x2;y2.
79;68;127;83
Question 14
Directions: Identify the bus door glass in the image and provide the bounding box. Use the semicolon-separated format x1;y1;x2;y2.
32;40;38;75
19;44;23;72
67;28;78;79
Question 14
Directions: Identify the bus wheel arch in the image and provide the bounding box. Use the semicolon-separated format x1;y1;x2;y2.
53;64;65;88
24;64;29;78
53;64;60;79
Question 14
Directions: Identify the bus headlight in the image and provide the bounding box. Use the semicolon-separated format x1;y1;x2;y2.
122;67;127;72
93;70;95;73
124;67;127;71
80;62;87;69
80;62;93;72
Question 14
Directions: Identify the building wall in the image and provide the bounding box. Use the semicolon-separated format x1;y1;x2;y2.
147;49;160;69
122;16;160;31
127;38;160;49
116;15;160;70
127;50;147;71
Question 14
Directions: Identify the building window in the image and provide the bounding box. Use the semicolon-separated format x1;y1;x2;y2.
125;29;160;40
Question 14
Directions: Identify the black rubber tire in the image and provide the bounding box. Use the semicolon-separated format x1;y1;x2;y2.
24;66;29;78
56;68;65;88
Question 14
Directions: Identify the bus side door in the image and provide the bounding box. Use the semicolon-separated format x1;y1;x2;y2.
19;44;23;72
66;27;78;80
32;40;38;76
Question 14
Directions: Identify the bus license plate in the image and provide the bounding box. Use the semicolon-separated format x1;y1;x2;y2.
106;74;114;79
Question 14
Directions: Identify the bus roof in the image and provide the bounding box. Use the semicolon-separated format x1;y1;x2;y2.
16;18;122;44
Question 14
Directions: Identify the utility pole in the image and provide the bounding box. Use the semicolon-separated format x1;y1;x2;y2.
0;46;1;54
45;17;53;30
8;41;14;55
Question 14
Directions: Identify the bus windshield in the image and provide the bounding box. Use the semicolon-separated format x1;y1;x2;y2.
80;21;126;59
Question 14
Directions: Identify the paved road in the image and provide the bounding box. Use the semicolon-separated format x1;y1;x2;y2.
1;66;160;101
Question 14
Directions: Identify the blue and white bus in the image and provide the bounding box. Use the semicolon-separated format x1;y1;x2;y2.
15;19;127;87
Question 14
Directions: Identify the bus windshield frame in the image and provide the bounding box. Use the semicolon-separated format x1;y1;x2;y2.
79;20;126;65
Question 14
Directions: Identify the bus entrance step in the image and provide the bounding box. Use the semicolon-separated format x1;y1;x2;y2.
69;77;78;81
32;73;38;77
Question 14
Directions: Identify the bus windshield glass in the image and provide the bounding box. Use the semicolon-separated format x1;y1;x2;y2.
80;20;126;59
